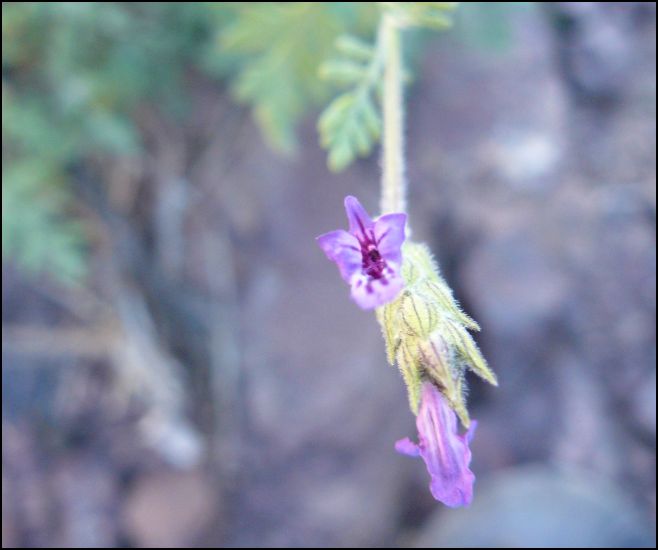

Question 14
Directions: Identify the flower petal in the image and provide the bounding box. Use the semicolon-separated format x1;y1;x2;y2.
429;467;474;508
419;383;475;507
350;270;404;310
317;196;407;309
395;437;420;457
344;195;374;238
316;230;362;283
397;382;476;508
374;213;407;266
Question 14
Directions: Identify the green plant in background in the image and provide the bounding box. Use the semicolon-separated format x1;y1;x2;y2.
2;161;87;282
2;2;222;282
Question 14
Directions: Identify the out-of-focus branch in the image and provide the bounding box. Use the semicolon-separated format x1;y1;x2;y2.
2;324;117;359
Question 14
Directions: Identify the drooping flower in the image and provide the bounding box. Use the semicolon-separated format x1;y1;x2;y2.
395;381;477;508
317;196;407;310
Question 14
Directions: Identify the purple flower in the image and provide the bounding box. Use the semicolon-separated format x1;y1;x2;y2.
395;381;477;507
316;196;407;310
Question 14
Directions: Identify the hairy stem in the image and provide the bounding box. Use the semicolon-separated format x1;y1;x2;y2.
380;14;406;215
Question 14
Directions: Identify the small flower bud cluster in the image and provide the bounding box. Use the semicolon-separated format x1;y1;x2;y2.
376;242;497;425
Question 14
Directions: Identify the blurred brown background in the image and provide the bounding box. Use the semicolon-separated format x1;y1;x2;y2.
2;2;656;547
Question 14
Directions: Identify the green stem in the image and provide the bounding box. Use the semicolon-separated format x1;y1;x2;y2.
380;14;406;215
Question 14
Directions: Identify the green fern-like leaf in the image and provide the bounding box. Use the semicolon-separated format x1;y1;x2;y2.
217;3;348;154
317;3;458;172
318;89;381;171
2;162;87;284
317;31;384;171
380;2;459;29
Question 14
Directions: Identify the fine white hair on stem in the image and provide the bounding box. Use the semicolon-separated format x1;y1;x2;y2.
380;14;407;216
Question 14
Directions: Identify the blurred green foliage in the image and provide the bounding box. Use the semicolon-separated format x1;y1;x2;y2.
2;2;380;283
453;2;527;51
3;2;223;282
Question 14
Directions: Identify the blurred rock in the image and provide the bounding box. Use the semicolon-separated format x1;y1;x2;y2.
53;457;117;548
462;230;569;336
412;465;656;548
548;2;654;102
633;368;657;437
2;472;17;548
121;469;217;548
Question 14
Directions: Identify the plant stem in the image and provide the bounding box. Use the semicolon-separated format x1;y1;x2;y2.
380;14;406;215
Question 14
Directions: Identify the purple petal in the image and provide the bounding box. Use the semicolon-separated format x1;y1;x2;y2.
350;270;404;310
464;420;478;445
429;467;474;508
374;213;407;267
344;195;374;238
316;230;362;283
317;196;407;309
398;382;476;508
395;437;421;457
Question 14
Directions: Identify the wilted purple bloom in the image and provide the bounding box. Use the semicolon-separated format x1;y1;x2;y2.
316;196;407;310
395;382;477;507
